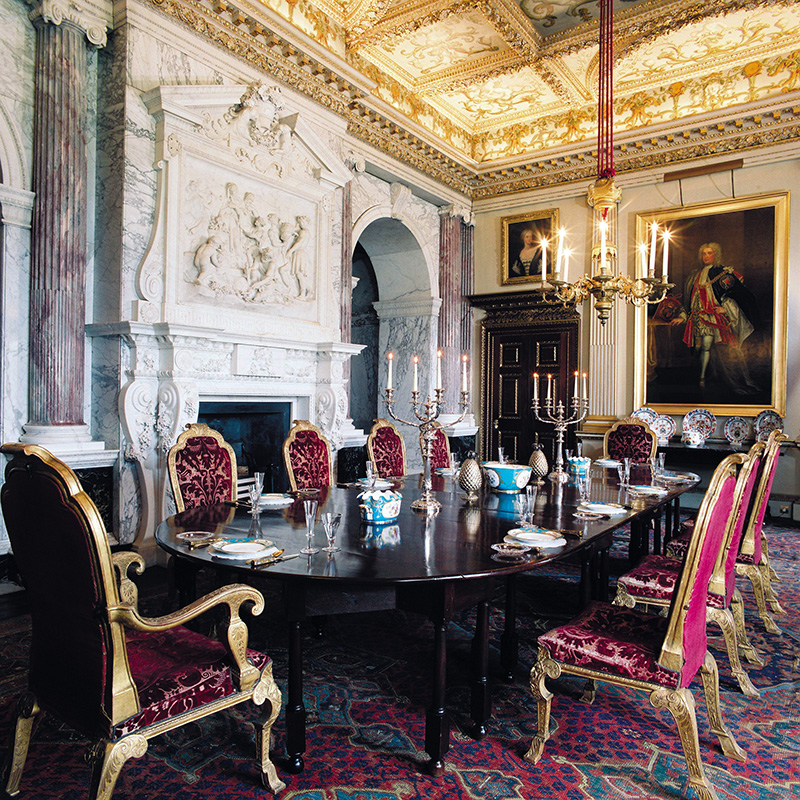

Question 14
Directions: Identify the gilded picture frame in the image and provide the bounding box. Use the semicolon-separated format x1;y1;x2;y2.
633;191;788;417
501;209;559;286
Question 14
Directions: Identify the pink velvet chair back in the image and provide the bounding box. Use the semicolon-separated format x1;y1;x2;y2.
367;419;406;478
711;442;763;604
740;429;786;564
426;422;451;471
168;423;237;512
604;417;657;463
660;453;743;686
283;419;333;491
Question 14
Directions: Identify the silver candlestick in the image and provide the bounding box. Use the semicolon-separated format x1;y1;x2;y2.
384;386;470;512
531;374;588;484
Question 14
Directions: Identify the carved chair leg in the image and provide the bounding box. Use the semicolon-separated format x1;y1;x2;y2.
650;686;721;800
761;535;782;583
524;652;559;764
760;561;786;615
738;564;782;635
2;692;40;796
698;651;746;763
707;606;758;697
253;663;286;793
612;584;636;608
86;735;148;800
731;589;763;667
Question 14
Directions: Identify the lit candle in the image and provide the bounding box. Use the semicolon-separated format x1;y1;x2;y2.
581;372;588;401
649;222;658;277
555;227;565;279
573;370;579;398
662;230;670;280
436;349;442;390
541;238;548;279
461;354;468;392
639;243;648;277
546;373;552;402
412;355;419;393
533;372;539;402
599;220;608;275
562;249;570;282
387;352;394;390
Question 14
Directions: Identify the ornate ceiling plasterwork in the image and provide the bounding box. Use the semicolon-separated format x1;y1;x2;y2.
144;0;800;198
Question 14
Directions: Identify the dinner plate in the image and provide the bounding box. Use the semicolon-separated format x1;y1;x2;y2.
578;502;628;515
628;484;669;497
505;528;566;548
208;538;278;559
491;541;533;559
436;467;457;476
593;458;621;468
659;472;693;483
259;493;294;508
652;414;676;443
723;416;748;445
631;407;658;426
754;409;783;442
573;511;602;520
176;531;216;542
683;408;716;439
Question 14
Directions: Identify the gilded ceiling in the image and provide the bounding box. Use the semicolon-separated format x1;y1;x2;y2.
151;0;800;197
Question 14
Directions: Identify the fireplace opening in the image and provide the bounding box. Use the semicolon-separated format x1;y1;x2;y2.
198;401;292;492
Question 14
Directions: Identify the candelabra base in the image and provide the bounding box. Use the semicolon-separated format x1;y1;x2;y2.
411;496;442;512
548;469;569;484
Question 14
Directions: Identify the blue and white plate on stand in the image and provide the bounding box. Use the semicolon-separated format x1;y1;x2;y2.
723;416;748;447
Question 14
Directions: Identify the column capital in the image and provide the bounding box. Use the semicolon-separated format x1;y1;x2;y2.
438;202;473;225
27;0;112;46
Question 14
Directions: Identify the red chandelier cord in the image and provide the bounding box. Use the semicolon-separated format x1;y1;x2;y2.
597;0;615;183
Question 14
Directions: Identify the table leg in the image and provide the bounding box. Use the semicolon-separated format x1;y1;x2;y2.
673;497;682;537
424;619;450;776
499;575;518;681
579;551;592;608
284;618;305;774
470;599;490;739
173;556;197;607
596;547;610;602
653;509;662;555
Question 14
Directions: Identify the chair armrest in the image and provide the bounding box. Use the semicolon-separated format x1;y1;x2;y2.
112;551;146;607
108;585;265;690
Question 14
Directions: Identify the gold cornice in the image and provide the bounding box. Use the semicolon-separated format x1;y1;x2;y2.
141;0;800;200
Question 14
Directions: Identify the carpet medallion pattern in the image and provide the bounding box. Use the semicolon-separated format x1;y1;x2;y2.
1;524;798;799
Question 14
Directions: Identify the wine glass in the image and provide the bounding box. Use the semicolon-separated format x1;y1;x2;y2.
301;499;319;555
321;512;341;553
578;472;591;504
525;484;537;522
497;446;505;464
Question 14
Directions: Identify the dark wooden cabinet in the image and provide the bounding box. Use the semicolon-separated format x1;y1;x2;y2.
470;292;580;467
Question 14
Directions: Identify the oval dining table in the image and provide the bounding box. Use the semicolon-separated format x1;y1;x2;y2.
155;467;698;776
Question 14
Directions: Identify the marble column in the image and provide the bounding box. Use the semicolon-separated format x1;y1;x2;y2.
21;1;109;452
460;216;475;378
437;206;462;409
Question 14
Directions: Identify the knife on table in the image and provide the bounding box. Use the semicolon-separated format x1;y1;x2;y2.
249;552;300;568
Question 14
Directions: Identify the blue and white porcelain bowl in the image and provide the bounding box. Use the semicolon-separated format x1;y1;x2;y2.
359;489;402;524
482;462;533;493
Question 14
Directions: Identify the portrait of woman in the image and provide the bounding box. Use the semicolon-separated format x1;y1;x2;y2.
501;209;557;285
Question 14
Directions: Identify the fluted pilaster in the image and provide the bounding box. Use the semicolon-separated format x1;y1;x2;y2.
438;208;462;407
27;18;88;427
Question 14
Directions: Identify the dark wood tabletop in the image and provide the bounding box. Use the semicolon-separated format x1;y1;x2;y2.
155;466;699;776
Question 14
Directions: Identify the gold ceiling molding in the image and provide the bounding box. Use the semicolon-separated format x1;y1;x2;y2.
471;103;800;198
141;0;800;200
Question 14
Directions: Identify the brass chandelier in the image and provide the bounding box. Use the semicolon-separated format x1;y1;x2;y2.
539;0;673;325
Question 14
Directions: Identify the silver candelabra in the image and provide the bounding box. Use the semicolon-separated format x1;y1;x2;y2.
531;374;588;483
384;386;470;511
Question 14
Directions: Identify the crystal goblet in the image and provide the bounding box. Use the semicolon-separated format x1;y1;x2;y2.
321;512;341;553
301;499;319;555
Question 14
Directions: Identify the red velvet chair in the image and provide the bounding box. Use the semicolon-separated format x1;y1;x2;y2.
424;421;451;471
666;430;787;635
367;418;406;478
0;443;284;800
524;453;746;800
603;416;657;462
614;443;763;696
283;419;332;492
167;423;237;512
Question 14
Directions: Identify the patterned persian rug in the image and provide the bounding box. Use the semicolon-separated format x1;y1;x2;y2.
1;524;799;800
